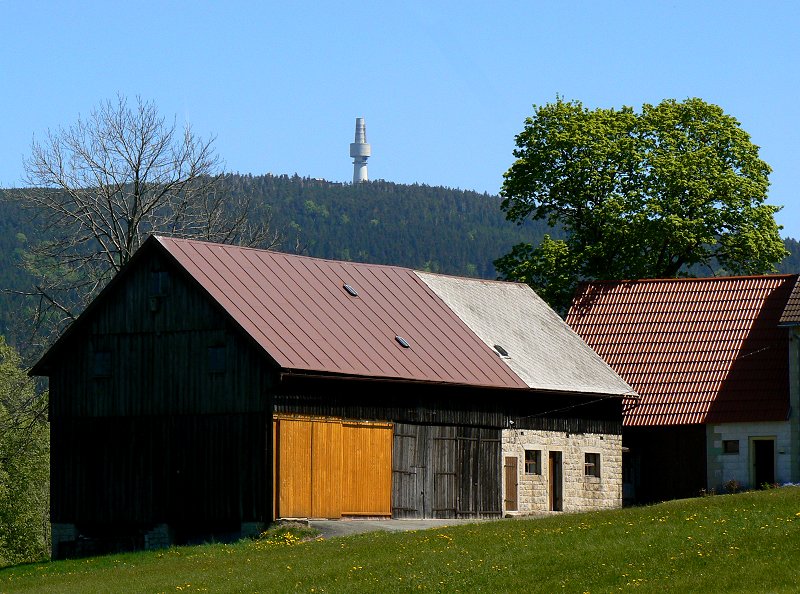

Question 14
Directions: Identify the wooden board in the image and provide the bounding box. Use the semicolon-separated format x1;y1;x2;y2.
341;421;393;516
311;420;343;518
276;418;312;518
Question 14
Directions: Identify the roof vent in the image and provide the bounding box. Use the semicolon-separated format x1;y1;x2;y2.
395;335;411;348
493;344;510;358
343;283;359;297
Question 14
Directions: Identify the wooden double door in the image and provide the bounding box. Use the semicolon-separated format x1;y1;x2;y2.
272;416;393;519
392;424;501;519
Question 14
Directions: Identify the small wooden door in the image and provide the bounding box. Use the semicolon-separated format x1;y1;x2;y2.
549;451;562;511
504;457;518;512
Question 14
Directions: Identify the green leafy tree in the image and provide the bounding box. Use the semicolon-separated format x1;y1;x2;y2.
496;97;788;311
0;336;49;566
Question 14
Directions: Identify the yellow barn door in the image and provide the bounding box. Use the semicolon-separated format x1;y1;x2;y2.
341;421;393;516
273;416;391;519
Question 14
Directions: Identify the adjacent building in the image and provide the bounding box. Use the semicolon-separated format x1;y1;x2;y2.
567;275;800;503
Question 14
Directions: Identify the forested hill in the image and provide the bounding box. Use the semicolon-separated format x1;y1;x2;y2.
1;176;799;348
231;173;548;277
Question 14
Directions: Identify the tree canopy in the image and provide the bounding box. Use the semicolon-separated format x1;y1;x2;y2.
495;97;787;311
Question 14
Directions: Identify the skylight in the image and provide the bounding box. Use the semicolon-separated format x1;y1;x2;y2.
395;335;411;348
343;283;359;297
493;344;509;357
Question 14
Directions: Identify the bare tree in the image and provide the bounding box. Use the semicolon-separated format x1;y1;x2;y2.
10;95;279;347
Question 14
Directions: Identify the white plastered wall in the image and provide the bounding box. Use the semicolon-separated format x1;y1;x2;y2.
706;328;800;491
501;429;622;514
706;421;793;491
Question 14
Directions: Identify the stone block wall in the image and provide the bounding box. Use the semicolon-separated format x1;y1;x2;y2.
501;429;622;514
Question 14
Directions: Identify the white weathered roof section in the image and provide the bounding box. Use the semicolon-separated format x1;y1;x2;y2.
415;272;634;397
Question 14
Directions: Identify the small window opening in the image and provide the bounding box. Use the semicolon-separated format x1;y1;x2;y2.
493;344;509;357
150;270;170;296
524;449;542;475
723;440;740;454
343;283;359;297
395;335;410;348
93;351;112;378
208;345;226;374
585;453;601;478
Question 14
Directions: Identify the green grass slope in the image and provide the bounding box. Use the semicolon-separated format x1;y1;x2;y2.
2;487;799;593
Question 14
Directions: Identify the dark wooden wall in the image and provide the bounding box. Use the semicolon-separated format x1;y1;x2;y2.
392;423;501;519
47;246;274;534
275;376;623;435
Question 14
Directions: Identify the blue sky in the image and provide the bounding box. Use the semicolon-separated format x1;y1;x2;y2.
2;1;798;238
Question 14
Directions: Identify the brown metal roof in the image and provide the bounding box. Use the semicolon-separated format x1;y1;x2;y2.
566;275;798;426
780;276;800;325
157;236;528;389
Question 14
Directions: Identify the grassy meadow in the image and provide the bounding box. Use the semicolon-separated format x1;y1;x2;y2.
1;487;799;593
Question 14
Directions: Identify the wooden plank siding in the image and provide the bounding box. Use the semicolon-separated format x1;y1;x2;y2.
47;249;274;532
392;423;501;519
50;414;267;528
48;251;275;419
341;422;392;515
274;379;623;436
273;416;392;518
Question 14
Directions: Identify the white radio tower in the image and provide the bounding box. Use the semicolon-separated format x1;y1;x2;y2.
349;117;371;183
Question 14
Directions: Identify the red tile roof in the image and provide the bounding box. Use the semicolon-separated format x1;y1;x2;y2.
780;276;800;325
158;236;529;389
566;275;798;426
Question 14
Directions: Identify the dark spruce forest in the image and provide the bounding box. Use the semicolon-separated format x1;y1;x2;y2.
1;174;799;350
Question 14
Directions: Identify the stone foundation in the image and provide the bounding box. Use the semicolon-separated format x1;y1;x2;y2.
143;524;173;550
51;523;79;560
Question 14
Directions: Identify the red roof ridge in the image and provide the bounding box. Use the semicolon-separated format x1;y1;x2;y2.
414;269;531;288
153;235;417;274
577;273;798;286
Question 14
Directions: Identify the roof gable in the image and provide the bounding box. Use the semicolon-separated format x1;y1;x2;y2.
780;276;800;325
567;275;798;426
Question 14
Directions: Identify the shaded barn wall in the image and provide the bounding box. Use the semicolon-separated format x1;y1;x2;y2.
48;248;273;546
392;423;501;519
274;377;623;435
623;425;707;503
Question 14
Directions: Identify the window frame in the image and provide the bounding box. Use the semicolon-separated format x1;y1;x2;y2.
92;350;112;378
524;449;542;475
722;439;740;454
208;344;226;374
584;452;601;478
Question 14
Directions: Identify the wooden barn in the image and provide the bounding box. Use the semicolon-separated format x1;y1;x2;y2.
567;275;800;504
33;236;632;558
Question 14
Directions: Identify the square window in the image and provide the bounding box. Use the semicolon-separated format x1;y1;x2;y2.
93;351;112;378
723;440;740;454
585;453;601;478
150;270;170;297
208;345;226;374
524;449;541;475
